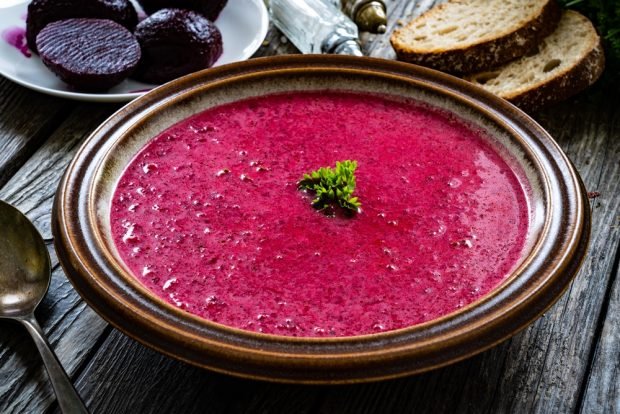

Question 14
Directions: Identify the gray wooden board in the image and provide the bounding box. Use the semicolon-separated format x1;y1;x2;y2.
68;330;322;414
0;77;73;188
0;103;117;414
579;108;620;413
0;1;619;412
582;264;620;414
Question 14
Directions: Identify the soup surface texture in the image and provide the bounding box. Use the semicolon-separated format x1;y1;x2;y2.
111;91;529;337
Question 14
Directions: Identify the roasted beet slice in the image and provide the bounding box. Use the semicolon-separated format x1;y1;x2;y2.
133;9;223;84
36;19;141;91
26;0;138;53
137;0;227;21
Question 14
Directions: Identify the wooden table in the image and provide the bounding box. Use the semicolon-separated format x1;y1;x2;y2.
1;1;619;413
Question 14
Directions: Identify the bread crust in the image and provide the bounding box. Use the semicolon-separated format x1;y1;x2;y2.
506;40;605;111
391;0;562;74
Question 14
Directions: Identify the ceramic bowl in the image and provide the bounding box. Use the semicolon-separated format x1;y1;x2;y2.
52;55;590;383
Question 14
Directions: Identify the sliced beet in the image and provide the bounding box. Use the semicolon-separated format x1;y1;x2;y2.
26;0;138;53
137;0;227;21
36;19;141;91
133;9;223;84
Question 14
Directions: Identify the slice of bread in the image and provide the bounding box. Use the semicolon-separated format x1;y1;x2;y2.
465;10;605;110
391;0;562;74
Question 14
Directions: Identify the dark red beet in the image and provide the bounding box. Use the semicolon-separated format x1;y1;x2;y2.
133;9;223;84
36;19;141;91
137;0;228;20
26;0;138;53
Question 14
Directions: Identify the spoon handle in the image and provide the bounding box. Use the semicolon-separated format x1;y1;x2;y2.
20;314;89;414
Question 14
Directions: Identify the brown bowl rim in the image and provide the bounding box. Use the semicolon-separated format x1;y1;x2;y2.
52;55;590;383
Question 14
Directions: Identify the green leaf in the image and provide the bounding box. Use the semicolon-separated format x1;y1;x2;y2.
298;160;361;214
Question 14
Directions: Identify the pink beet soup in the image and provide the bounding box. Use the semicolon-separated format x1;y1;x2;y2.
110;91;530;337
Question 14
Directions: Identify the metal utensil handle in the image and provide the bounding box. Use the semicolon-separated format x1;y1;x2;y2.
20;314;89;414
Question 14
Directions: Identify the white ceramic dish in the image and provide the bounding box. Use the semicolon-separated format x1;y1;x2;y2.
0;0;269;102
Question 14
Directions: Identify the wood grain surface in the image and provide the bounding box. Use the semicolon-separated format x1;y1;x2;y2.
0;1;618;413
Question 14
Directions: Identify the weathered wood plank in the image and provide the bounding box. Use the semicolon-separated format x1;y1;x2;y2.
1;1;618;411
0;104;117;414
253;25;301;57
0;78;73;188
580;218;620;410
316;344;511;413
0;103;117;238
66;330;322;414
503;96;620;413
363;0;443;58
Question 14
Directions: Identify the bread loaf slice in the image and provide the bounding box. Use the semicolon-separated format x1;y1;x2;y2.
391;0;562;74
465;11;605;110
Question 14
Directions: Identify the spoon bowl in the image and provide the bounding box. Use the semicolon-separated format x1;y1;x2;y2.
0;200;50;318
0;199;88;413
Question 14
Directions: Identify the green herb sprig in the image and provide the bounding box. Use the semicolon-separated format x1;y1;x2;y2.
298;160;361;213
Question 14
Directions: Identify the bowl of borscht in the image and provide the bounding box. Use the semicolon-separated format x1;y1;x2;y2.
53;55;590;383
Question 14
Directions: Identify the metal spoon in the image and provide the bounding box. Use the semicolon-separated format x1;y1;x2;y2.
0;200;88;413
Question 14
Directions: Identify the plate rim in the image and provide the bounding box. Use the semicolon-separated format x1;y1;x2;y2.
0;0;269;102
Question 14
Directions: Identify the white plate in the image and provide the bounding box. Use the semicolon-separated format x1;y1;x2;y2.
0;0;269;102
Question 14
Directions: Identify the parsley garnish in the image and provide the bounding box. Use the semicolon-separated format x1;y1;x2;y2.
298;160;361;214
